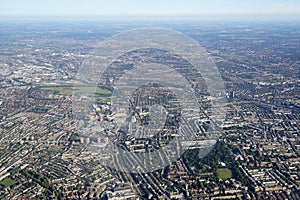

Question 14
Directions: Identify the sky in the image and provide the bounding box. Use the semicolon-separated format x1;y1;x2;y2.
0;0;300;20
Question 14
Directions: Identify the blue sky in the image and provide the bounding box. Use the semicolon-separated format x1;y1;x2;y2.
0;0;299;20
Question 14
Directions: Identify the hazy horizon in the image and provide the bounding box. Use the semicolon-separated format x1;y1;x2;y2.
1;0;300;21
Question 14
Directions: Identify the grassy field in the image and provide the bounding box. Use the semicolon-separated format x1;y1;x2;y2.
0;178;16;187
41;85;112;96
216;168;232;180
98;97;112;103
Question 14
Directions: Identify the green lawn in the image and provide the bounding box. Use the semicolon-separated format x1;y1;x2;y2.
216;168;232;180
0;178;17;187
98;97;111;103
41;85;112;96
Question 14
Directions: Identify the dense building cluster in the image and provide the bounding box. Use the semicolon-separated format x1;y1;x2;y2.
0;21;299;199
